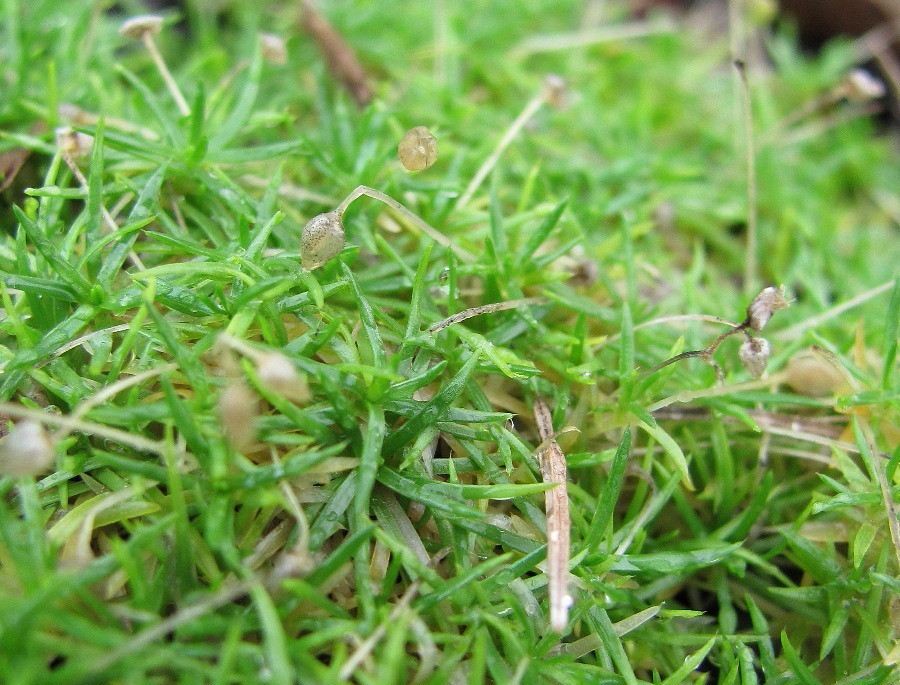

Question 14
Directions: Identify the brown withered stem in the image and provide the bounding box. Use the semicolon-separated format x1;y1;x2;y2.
643;286;789;380
300;1;373;107
533;397;571;634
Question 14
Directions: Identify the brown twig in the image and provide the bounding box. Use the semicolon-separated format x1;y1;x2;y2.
533;397;571;634
300;1;373;107
428;297;545;333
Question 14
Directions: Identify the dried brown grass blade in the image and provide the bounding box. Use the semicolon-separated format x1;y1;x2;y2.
533;397;571;633
300;1;373;107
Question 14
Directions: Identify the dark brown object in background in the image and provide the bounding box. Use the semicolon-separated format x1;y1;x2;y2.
300;1;373;107
779;0;898;49
631;0;899;52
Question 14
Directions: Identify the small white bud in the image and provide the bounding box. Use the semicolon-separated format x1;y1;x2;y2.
746;286;789;331
119;15;164;39
0;420;55;477
300;211;345;270
257;352;311;402
260;33;288;65
739;337;770;379
397;126;438;172
844;69;885;104
218;383;258;451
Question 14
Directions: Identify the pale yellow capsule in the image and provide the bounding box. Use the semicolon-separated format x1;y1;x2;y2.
300;211;345;270
398;126;438;172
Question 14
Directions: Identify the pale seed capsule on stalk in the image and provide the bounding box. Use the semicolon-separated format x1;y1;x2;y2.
300;211;344;270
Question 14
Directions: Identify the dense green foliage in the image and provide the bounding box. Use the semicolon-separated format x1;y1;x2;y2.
0;1;897;683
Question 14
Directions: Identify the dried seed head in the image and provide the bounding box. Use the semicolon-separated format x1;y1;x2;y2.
218;382;258;451
844;69;886;104
397;126;438;172
746;285;789;331
0;420;55;477
119;15;164;39
257;352;311;402
543;74;568;109
55;126;94;159
260;33;288;65
784;349;845;396
739;337;770;379
300;211;344;270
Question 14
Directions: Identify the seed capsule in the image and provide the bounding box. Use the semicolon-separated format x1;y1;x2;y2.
0;420;55;477
257;352;311;402
218;382;258;451
398;126;438;172
300;211;344;270
746;286;789;331
739;337;770;379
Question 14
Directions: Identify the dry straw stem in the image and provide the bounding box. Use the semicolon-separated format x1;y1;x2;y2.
428;297;545;333
300;0;372;107
59;103;160;141
455;77;559;210
857;418;900;571
55;131;146;271
510;18;676;57
776;279;894;341
0;402;171;457
89;579;256;676
533;397;571;634
336;185;476;262
119;15;190;117
727;0;758;295
338;578;422;679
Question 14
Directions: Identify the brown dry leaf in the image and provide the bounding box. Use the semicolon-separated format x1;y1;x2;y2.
300;1;373;107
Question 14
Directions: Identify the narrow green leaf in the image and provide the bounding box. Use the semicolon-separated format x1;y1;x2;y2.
585;428;632;552
354;405;385;527
517;198;567;269
383;351;481;454
586;606;638;685
249;584;292;685
781;631;823;685
660;635;717;685
13;205;91;297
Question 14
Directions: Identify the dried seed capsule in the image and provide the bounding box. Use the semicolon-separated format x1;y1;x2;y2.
260;33;287;65
398;126;438;172
257;352;311;402
119;15;163;39
0;420;55;477
218;382;258;451
55;126;94;160
739;336;770;379
300;211;344;270
746;286;789;331
844;69;885;104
